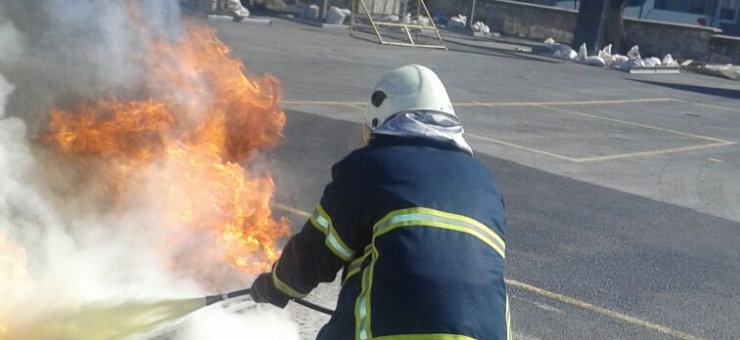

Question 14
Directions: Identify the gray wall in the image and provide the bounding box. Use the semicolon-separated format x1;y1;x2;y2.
428;0;577;43
623;18;720;60
427;0;729;61
709;35;740;64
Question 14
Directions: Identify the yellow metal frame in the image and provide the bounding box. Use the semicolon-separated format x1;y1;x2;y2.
349;0;446;50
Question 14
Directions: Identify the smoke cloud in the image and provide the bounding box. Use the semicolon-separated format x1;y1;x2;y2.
0;0;299;339
179;306;300;340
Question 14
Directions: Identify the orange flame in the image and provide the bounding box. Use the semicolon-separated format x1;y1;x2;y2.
39;14;289;288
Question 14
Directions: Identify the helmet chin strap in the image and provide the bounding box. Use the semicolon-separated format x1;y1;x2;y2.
362;115;383;146
362;122;372;146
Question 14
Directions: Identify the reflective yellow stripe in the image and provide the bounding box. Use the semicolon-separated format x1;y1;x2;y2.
355;263;370;340
344;245;373;284
270;262;307;299
373;335;477;340
327;230;354;261
355;246;378;340
310;204;355;261
373;208;505;259
310;207;329;233
355;208;505;340
344;267;362;285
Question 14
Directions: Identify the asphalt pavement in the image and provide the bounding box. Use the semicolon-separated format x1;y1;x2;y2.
208;16;740;340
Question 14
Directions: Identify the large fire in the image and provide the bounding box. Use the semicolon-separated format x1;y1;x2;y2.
38;15;290;283
0;3;294;335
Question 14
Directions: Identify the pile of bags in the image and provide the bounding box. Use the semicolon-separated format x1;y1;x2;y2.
471;21;490;34
577;43;608;67
383;14;400;22
544;38;577;60
543;37;679;71
326;6;351;24
296;4;320;20
382;14;430;26
447;14;466;30
622;45;679;68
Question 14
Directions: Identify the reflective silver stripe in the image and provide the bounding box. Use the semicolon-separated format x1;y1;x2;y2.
310;204;355;261
327;232;354;260
310;210;329;233
356;263;372;340
358;294;369;340
315;215;329;231
373;208;505;258
354;208;504;340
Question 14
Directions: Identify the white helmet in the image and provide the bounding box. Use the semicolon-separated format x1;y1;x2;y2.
365;64;455;129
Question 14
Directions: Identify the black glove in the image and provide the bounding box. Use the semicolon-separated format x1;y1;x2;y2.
250;273;291;308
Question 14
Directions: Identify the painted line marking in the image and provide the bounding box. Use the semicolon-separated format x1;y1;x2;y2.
506;279;706;340
535;104;734;144
272;204;707;340
467;133;581;162
282;99;736;162
344;103;366;110
461;98;675;107
283;98;674;108
707;158;724;163
574;142;735;163
468;134;734;163
674;100;740;114
466;103;736;162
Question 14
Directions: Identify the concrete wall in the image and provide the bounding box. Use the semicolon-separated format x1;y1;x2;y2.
297;0;350;10
623;18;721;60
366;0;402;15
709;35;740;64
427;0;727;61
479;1;576;43
429;0;577;42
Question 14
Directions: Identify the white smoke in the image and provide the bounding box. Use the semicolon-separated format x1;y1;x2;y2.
0;1;300;339
177;306;300;340
0;19;23;65
0;7;196;322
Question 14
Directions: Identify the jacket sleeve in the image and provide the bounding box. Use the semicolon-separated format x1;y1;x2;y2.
267;162;364;298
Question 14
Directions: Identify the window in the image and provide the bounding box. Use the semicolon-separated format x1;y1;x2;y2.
720;0;738;20
655;0;689;11
653;0;671;10
688;0;710;14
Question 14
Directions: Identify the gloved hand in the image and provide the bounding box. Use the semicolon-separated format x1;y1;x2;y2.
250;273;291;308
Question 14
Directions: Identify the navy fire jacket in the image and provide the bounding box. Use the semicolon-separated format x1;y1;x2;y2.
270;134;509;340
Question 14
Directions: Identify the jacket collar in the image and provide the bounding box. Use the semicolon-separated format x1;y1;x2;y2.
371;111;473;155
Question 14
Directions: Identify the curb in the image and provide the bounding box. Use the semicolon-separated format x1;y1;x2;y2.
279;15;349;29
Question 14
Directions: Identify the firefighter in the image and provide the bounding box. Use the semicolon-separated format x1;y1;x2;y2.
251;64;510;340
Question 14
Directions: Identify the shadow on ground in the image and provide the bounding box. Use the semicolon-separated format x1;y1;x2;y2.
628;79;740;100
444;39;562;64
